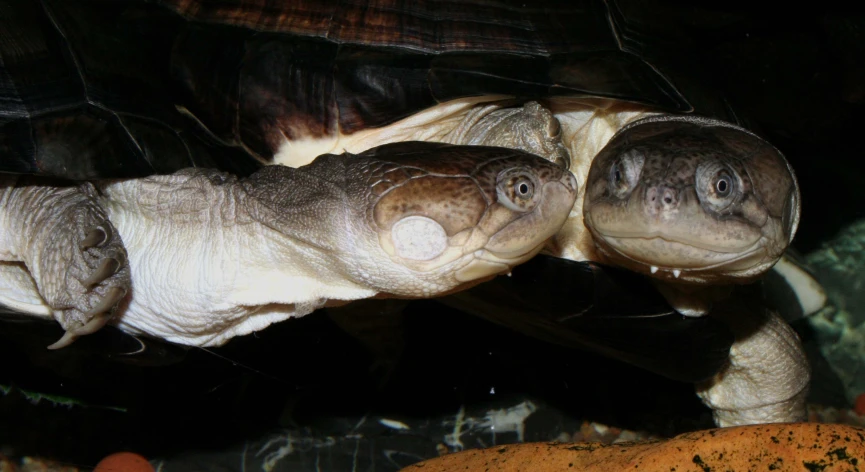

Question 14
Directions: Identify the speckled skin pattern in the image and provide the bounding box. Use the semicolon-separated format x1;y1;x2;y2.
583;116;799;285
404;423;865;472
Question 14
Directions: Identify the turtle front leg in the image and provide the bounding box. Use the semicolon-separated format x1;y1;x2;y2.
696;298;810;427
0;175;130;349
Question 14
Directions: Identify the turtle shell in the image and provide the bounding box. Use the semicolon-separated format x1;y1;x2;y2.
0;0;713;179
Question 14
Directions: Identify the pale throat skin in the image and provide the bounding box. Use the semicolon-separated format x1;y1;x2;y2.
0;143;576;347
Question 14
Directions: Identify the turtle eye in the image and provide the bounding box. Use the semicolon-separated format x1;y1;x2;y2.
608;150;645;198
715;174;732;197
697;163;739;212
514;178;534;200
497;169;541;212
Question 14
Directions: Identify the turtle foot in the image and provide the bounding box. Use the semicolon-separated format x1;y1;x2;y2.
32;188;131;349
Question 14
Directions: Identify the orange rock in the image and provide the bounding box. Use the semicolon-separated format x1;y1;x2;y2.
403;423;865;472
94;452;154;472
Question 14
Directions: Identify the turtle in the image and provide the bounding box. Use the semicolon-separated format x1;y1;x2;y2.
0;141;578;348
0;0;823;427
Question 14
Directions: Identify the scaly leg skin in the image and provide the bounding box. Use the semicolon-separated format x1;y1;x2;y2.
0;175;130;349
695;294;810;427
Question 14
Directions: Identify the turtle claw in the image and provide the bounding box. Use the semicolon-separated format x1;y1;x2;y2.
46;330;79;350
46;313;111;350
82;256;122;288
84;286;127;321
46;287;126;350
80;225;110;250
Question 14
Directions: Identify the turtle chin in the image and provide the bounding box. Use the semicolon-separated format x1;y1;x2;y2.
592;232;778;284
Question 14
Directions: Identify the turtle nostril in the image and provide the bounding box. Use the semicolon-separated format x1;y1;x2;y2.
645;186;679;215
661;188;677;206
646;187;657;202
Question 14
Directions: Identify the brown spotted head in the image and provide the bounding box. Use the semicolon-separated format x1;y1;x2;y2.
583;116;800;284
348;142;577;296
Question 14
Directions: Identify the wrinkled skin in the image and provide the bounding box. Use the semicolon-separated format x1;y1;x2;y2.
0;142;577;347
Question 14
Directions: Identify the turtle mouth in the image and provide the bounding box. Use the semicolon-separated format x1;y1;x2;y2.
593;232;771;283
480;242;547;265
595;229;761;256
453;244;546;283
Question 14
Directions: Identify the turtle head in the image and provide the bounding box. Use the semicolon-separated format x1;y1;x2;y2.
582;116;800;285
363;142;577;296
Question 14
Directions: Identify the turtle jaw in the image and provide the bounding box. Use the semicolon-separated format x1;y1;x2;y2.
451;244;547;284
589;230;777;284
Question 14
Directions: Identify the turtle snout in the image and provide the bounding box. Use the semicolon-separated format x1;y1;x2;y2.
645;185;679;215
